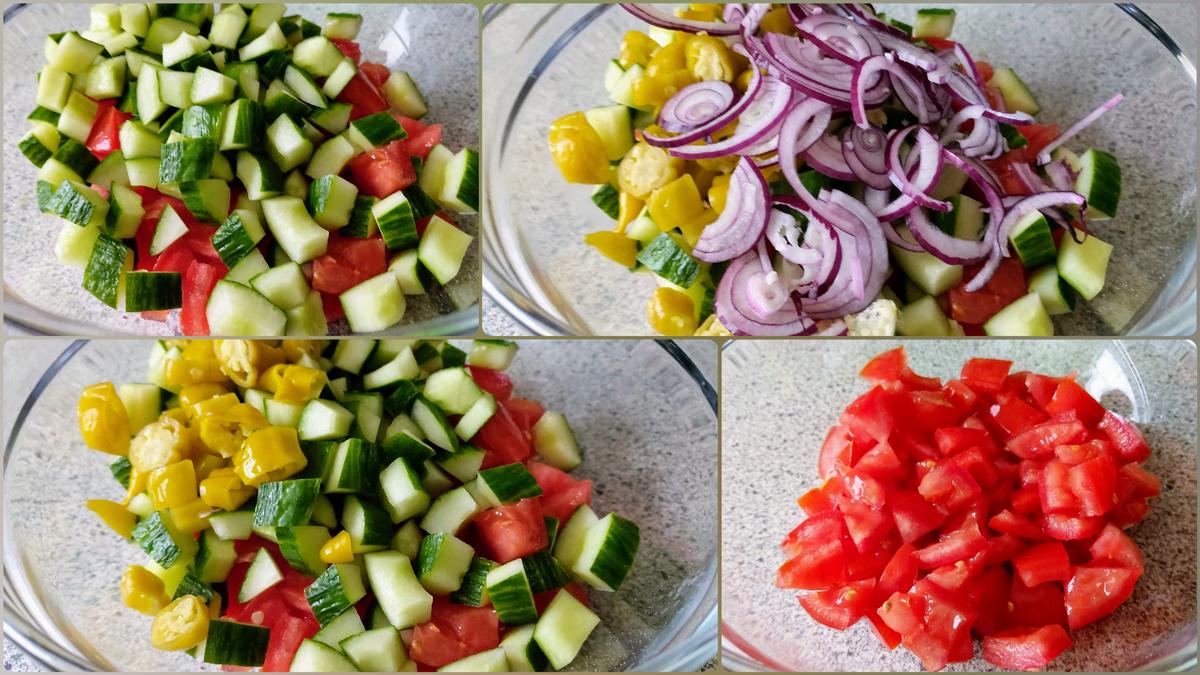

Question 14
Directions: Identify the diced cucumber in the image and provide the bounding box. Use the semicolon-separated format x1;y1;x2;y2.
380;457;431;523
475;462;543;507
209;4;248;49
180;178;230;223
306;562;367;625
419;486;481;535
340;273;407;333
889;225;964;296
262;195;330;263
609;63;647;110
203;619;270;667
437;148;479;214
249;262;309;310
238;22;287;61
533;412;582;471
343;495;393;553
1029;264;1075;316
310;103;353;135
308;174;358;229
238;547;284;602
637;232;700;287
467;340;519;371
423;367;482;415
267;113;314;172
363;551;434;629
277;524;331;577
418;144;454;203
323;12;363;40
348;111;408;152
914;8;955;39
1074;148;1121;219
583;105;634;161
500;624;550;672
533;590;600;670
571;513;640;591
313;607;366;649
990;66;1040;116
1008;210;1056;269
205;280;287;335
341;627;408;673
50;32;105;74
383;71;427;119
290;639;359;672
554;505;599;572
209;511;254;540
321;57;358;98
416;532;475;594
439;647;510;672
486;559;539;624
412;396;459;452
1057;232;1112;301
286;291;329;336
983;291;1055;336
363;349;420;390
307;134;356;178
435;445;485;483
253;478;321;527
417;215;473;285
450;557;496;608
455;392;497;441
389;250;432;295
57;92;100;143
897;295;953;336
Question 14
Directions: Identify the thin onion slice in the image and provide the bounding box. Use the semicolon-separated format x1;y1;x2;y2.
1036;92;1124;164
663;76;794;159
691;157;770;262
618;4;738;35
716;251;816;335
657;81;736;133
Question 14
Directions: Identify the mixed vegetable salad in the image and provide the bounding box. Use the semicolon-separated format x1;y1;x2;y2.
80;339;639;671
549;3;1123;337
778;347;1159;670
20;4;479;336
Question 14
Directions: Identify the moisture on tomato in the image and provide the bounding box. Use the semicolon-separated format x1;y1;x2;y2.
778;347;1160;671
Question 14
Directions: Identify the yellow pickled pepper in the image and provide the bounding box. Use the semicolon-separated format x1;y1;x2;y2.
121;565;170;616
647;287;698;336
79;382;131;455
199;467;256;511
151;596;210;651
647;174;705;232
618;30;658;69
548;111;611;185
233;426;307;486
147;460;198;510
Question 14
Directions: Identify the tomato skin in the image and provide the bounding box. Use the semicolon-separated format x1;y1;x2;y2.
1013;541;1072;587
839;386;896;444
988;509;1046;540
853;440;906;483
1041;513;1106;541
467;366;513;400
311;236;388;294
181;261;225;336
1067;454;1117;517
262;610;320;672
337;71;389;119
1088;523;1144;572
889;491;945;544
838;496;892;552
987;395;1048;438
527;460;593;523
948;257;1027;325
85;102;131;160
473;498;548;563
1044;379;1106;428
329;38;361;63
933;427;992;457
360;62;390;86
798;578;877;630
982;625;1073;670
912;514;988;569
1064;564;1141;630
818;425;857;479
778;511;850;590
1006;419;1088;459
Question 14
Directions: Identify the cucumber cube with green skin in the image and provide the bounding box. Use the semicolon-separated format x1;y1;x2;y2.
990;67;1041;115
983;292;1054;336
306;562;367;625
1007;211;1056;269
51;179;109;229
637;233;701;287
898;295;952;336
309;175;359;229
1057;231;1113;301
416;532;475;594
913;8;956;39
1074;149;1122;219
364;551;433;629
418;216;474;285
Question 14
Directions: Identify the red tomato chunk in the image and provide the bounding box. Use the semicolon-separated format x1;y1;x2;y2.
778;347;1158;670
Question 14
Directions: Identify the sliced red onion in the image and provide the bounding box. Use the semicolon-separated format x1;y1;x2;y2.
656;81;736;133
797;191;888;318
954;43;986;89
796;13;883;66
906;206;991;264
1044;160;1075;191
1035;92;1124;164
644;65;764;147
842;125;891;190
766;205;822;265
618;4;738;35
664;76;794;159
716;251;816;335
691;157;769;262
941;148;1006;252
886;126;949;211
723;3;746;23
995;191;1087;250
813;319;849;336
805;132;856;180
864;187;923;251
1011;162;1049;194
835;3;909;39
760;32;891;107
852;53;931;127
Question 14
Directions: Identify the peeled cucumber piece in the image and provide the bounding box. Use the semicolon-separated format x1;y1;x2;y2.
989;67;1040;115
1057;232;1113;301
897;295;952;336
889;225;963;296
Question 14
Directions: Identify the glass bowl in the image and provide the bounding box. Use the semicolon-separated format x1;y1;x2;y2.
3;3;481;336
3;338;718;671
482;3;1197;336
720;339;1197;671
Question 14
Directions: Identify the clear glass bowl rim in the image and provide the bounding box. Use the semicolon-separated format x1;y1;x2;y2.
481;3;1198;337
2;2;479;338
3;339;719;672
718;337;1198;672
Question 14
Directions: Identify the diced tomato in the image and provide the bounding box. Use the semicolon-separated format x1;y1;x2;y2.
983;625;1073;670
1041;513;1105;541
818;425;857;479
1115;462;1161;502
1054;439;1113;466
798;578;877;630
917;462;982;513
1044;379;1106;428
329;38;361;63
431;599;501;654
1012;541;1071;587
337;72;389;119
153;241;198;275
921;36;957;50
838;496;893;552
969;565;1011;636
312;235;388;294
395;117;443;160
346;145;418;198
1088;523;1144;572
473;497;548;563
853;440;906;483
778;512;850;590
889;491;945;544
987;395;1048;438
1097;410;1152;463
261;610;319;672
840;385;895;444
1064;564;1141;630
896;391;963;434
467;366;513;400
527;460;593;523
858;347;943;390
320;291;346;323
1006;419;1088;459
988;509;1046;541
960;358;1012;394
975;60;995;84
409;622;470;668
181;260;224;336
1039;460;1078;514
941;379;979;414
85;101;131;161
947;257;1027;325
360;62;390;87
506;397;545;431
474;403;532;468
912;514;988;569
1067;454;1117;517
933;427;992;457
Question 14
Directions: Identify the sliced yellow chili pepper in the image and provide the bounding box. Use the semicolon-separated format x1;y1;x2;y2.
618;142;685;200
282;339;326;363
198;403;268;458
121;565;170;616
162;356;229;389
273;365;327;404
213;339;278;388
87;499;138;539
685;35;737;82
257;363;290;393
234;426;308;486
199;467;256;511
168;498;212;534
647;287;698;336
320;531;355;564
618;30;658;69
646;37;689;77
177;383;231;411
708;173;731;212
647;174;705;233
695;314;733;336
148;460;198;510
79;382;131;455
548;111;611;185
615;192;645;234
631;69;696;110
151;595;210;651
128;414;194;473
192;452;228;482
679;206;720;247
181;340;216;362
584;231;640;268
187;392;240;422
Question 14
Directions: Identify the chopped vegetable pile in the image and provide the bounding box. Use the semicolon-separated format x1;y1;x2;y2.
777;347;1160;671
549;3;1123;337
21;3;479;336
81;338;640;671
